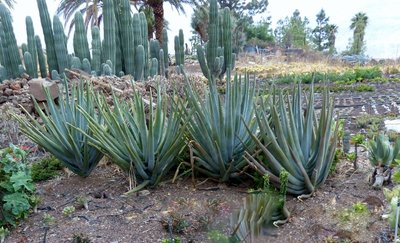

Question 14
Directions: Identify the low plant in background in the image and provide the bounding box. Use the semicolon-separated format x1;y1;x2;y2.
78;87;185;191
244;83;338;197
62;206;75;217
0;226;9;243
31;156;63;182
367;134;400;188
184;73;257;181
354;84;375;92
13;81;104;177
0;145;35;227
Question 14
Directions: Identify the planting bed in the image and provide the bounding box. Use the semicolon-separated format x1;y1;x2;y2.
1;74;398;242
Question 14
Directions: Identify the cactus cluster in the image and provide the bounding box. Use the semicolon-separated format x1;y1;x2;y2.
197;0;235;81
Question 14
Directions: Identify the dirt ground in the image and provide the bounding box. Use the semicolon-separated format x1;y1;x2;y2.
5;147;391;243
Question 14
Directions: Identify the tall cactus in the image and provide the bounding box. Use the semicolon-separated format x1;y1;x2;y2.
0;24;8;72
150;58;158;77
102;0;116;74
179;29;185;65
197;0;234;81
118;0;135;75
71;56;82;70
0;3;22;78
150;39;160;60
159;49;165;78
23;52;35;78
82;58;91;73
139;12;149;78
162;28;169;70
73;12;91;62
35;35;47;78
91;26;101;75
132;13;142;48
26;16;38;78
53;16;69;74
134;45;144;81
37;0;58;74
21;44;28;58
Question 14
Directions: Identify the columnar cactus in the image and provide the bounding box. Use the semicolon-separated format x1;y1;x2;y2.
18;64;26;77
118;0;135;75
179;29;185;65
73;12;91;62
51;70;60;80
0;3;22;78
23;52;35;78
102;0;116;74
102;63;112;76
159;49;165;78
37;0;58;74
82;58;91;73
150;39;160;60
0;24;8;71
21;44;28;58
150;58;158;77
132;13;142;48
35;35;47;78
197;0;235;81
114;21;123;75
106;59;113;75
134;45;144;81
53;16;69;74
26;16;38;78
139;13;149;78
162;28;169;70
0;65;6;82
91;26;101;75
71;56;82;70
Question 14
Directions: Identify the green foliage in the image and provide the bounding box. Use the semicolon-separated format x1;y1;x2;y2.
311;9;337;53
0;226;9;242
37;0;58;73
31;156;63;182
245;84;338;196
0;145;35;227
351;134;365;145
78;87;185;189
349;12;368;55
42;213;55;227
393;170;400;184
355;84;374;92
62;206;75;217
184;73;256;181
13;81;104;177
367;133;400;167
244;19;274;48
274;9;310;49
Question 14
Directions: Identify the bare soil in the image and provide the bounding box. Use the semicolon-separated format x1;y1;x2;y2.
6;148;391;243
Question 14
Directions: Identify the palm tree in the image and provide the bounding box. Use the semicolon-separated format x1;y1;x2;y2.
57;0;196;41
0;0;16;9
327;24;338;54
349;12;368;55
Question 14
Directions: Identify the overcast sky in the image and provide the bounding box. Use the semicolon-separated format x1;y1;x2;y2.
9;0;400;59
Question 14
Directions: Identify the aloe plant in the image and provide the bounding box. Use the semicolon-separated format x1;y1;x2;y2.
368;133;400;167
231;171;289;241
77;88;185;189
184;73;256;181
13;81;104;177
244;83;338;197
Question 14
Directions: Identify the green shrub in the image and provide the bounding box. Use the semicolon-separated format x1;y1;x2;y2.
31;156;63;182
0;145;35;227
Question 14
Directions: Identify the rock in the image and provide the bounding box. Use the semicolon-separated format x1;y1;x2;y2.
28;78;59;102
138;190;150;197
0;96;6;104
0;83;6;91
9;82;21;91
3;88;12;96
